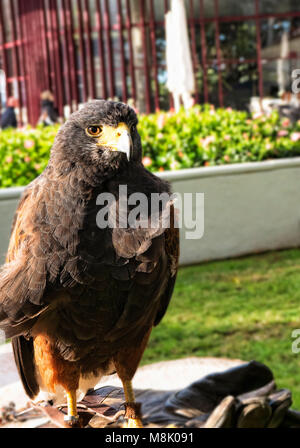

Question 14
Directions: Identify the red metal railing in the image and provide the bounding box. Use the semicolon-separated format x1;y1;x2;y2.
0;0;299;124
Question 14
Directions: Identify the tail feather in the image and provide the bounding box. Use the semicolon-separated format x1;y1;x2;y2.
12;336;39;399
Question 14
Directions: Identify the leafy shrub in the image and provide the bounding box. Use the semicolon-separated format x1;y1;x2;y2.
139;105;300;172
0;106;300;188
0;125;59;188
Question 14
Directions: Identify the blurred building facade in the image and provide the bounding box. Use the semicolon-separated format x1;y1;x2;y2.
0;0;300;124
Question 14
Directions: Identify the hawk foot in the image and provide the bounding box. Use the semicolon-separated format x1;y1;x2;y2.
64;415;80;427
124;402;143;428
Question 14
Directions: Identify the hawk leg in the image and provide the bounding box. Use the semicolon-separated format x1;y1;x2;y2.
64;389;79;426
114;328;152;429
123;380;143;428
34;335;80;427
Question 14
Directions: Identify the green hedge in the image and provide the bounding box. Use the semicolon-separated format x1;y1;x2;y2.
0;105;300;188
0;125;58;188
139;105;300;171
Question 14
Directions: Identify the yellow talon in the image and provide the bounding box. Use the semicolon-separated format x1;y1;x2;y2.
126;418;143;428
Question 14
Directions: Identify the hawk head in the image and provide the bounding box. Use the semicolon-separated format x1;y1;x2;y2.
51;100;142;180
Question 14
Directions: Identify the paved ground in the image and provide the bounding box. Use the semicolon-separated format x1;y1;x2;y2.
0;342;244;427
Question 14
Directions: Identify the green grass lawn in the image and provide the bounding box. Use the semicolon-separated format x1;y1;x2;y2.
143;249;300;409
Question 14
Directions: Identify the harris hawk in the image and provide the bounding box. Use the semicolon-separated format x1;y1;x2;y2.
0;100;179;427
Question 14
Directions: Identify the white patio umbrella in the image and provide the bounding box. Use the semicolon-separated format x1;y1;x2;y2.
277;30;289;96
165;0;195;111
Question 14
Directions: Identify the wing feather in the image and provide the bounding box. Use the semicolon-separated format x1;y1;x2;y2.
154;204;179;325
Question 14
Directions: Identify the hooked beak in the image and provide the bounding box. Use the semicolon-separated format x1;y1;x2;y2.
96;122;132;161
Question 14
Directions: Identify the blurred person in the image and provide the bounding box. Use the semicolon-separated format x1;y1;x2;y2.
0;97;18;130
39;90;59;126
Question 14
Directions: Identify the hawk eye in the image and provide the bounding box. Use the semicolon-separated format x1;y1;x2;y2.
86;126;102;137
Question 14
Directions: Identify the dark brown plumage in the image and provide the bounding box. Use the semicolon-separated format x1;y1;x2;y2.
0;100;179;426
